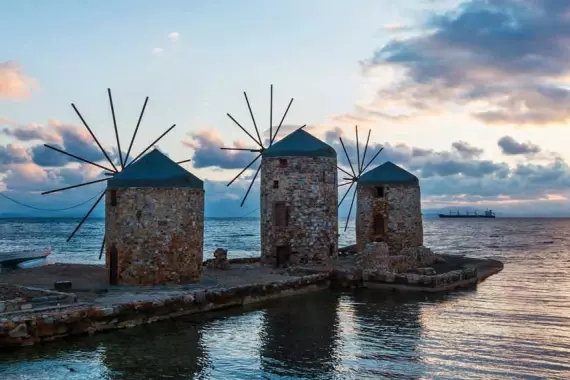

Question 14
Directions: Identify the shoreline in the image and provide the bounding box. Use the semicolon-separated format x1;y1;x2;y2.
0;254;503;349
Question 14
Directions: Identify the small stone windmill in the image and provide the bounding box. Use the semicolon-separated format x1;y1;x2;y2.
42;89;205;285
338;126;423;253
221;85;338;267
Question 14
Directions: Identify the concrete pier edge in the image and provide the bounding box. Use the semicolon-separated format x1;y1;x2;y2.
0;255;503;350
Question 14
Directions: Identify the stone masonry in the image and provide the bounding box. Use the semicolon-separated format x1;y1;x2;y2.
260;156;338;267
105;187;204;285
356;184;423;253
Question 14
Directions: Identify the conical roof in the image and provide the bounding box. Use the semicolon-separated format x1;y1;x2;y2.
263;129;336;158
359;161;418;187
107;149;204;189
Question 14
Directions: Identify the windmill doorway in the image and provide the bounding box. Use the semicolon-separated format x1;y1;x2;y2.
276;244;291;268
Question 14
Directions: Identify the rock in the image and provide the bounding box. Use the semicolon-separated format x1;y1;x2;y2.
434;255;447;264
54;281;72;292
209;248;229;270
8;323;28;338
416;267;436;276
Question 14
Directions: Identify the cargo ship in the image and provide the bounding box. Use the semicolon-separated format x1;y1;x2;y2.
438;209;496;218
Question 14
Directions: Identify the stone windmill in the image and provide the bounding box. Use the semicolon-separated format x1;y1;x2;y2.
42;89;205;285
338;126;423;253
221;85;338;267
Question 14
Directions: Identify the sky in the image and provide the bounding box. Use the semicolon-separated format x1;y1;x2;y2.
2;0;570;217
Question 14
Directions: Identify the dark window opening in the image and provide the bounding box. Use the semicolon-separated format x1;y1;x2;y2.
322;170;326;182
374;214;385;235
274;202;289;227
375;186;384;198
279;159;287;168
276;245;292;268
273;180;279;189
110;190;117;206
329;244;335;256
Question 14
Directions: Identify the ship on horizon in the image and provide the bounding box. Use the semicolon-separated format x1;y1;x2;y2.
438;209;496;219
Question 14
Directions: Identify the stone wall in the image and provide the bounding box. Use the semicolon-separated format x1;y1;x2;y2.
356;184;423;253
260;156;338;267
356;242;435;275
105;187;204;285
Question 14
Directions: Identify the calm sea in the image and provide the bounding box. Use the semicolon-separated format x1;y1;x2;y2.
1;217;570;379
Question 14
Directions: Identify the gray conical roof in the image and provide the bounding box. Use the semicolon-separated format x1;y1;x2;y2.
107;149;203;189
359;161;418;186
263;129;336;158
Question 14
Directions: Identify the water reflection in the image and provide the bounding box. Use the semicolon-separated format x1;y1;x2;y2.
259;291;341;379
100;320;208;379
346;290;430;379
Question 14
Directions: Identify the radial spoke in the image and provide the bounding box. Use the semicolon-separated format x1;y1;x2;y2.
227;113;263;148
339;137;357;177
42;178;108;195
67;191;106;242
227;153;261;187
269;84;273;147
361;147;384;174
344;189;357;231
125;96;149;166
98;234;105;260
271;97;294;145
71;103;118;172
126;124;176;168
240;165;261;207
221;147;262;152
338;181;355;208
355;125;361;175
44;144;115;173
360;129;372;174
108;88;123;169
337;165;353;178
244;92;263;149
176;159;191;165
338;181;353;187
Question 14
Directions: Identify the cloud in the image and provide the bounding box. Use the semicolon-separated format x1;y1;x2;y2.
326;127;570;203
0;143;32;171
498;135;541;156
167;32;180;41
359;1;570;126
1;120;124;169
183;129;260;169
382;23;410;32
0;61;38;100
151;48;164;55
451;141;483;159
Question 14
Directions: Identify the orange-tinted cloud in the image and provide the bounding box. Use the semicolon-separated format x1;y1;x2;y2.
0;61;38;100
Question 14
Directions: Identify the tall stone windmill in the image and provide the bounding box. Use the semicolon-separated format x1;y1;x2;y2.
221;85;338;267
42;89;205;285
338;126;423;253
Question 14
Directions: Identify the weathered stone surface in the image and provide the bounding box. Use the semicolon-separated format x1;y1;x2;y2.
260;156;338;267
105;187;204;285
356;242;435;275
400;245;436;268
356;184;423;253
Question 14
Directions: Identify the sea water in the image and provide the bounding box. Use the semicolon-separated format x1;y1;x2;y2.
0;217;569;379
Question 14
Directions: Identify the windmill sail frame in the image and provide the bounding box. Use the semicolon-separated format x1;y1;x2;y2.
337;126;384;231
